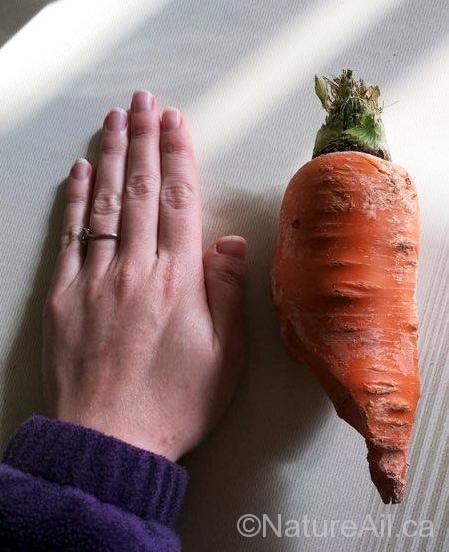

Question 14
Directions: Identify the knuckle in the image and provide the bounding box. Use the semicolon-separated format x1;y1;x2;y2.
157;256;184;301
66;194;87;206
161;177;195;209
101;137;127;156
215;264;244;288
66;181;88;205
126;173;160;199
160;135;191;156
114;260;140;296
43;294;63;320
131;118;158;139
92;192;121;215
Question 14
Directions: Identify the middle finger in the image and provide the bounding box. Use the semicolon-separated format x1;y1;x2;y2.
119;90;161;258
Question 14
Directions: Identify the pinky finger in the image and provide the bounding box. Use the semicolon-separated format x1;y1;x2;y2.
51;159;93;291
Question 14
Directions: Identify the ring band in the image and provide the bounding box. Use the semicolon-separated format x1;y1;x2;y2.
79;227;119;244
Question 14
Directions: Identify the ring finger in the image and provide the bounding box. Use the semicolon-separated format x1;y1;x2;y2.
85;107;129;272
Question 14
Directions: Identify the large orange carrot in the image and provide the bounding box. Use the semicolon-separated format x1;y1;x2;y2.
271;70;420;503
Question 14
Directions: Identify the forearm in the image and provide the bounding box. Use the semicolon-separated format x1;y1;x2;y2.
0;416;187;551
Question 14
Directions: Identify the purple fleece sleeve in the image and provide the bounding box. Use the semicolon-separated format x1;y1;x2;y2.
0;416;188;551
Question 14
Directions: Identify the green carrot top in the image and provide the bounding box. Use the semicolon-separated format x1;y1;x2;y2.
313;69;391;161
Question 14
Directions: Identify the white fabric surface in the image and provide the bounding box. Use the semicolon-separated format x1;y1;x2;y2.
0;1;448;550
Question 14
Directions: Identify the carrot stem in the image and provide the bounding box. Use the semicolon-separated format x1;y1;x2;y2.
313;69;391;160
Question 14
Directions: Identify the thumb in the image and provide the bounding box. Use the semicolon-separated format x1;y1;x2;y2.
203;236;247;344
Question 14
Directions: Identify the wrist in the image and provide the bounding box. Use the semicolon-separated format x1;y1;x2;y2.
52;408;182;462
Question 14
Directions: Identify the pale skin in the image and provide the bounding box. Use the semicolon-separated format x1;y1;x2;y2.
43;90;247;462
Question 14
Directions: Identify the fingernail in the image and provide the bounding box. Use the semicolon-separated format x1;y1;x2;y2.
216;236;247;259
71;158;91;179
106;108;128;130
161;108;181;130
132;90;154;112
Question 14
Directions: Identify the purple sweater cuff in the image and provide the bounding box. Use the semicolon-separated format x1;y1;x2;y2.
2;415;188;528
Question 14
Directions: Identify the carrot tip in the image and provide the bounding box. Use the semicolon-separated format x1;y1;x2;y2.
367;443;407;504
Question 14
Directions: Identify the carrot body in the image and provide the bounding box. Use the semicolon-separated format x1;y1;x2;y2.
271;151;420;503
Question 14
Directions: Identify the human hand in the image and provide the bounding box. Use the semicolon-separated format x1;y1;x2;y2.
43;91;247;461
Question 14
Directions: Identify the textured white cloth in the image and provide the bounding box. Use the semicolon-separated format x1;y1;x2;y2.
0;1;448;551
